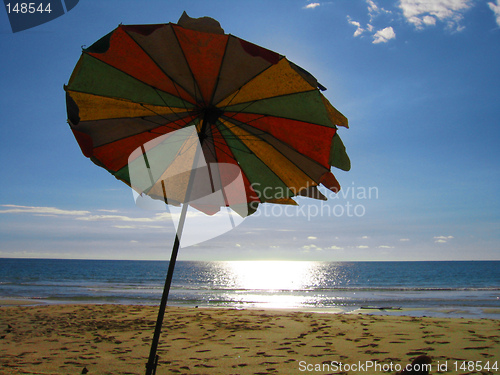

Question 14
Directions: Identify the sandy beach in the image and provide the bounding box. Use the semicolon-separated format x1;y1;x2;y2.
1;302;498;375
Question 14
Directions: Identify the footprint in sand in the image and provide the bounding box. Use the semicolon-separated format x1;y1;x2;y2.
194;364;215;368
385;357;401;362
464;346;491;350
364;349;388;355
480;352;494;358
406;351;428;356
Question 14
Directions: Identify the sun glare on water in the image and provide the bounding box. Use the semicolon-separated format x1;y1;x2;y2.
223;261;318;291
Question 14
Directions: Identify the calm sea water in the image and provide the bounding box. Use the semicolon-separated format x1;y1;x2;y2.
1;259;499;318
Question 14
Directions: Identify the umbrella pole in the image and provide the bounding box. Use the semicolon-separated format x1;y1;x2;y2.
145;115;211;375
145;201;189;375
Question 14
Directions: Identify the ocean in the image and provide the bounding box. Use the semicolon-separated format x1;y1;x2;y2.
1;259;498;319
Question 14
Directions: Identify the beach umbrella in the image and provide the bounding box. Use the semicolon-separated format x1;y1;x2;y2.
65;12;350;374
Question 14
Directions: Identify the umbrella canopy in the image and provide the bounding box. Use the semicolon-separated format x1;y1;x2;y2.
65;12;350;375
65;12;350;218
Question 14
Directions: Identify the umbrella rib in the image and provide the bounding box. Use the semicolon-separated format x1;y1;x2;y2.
208;35;231;107
211;123;262;159
222;90;332;124
216;117;270;144
147;90;194;127
221;118;327;193
209;126;264;204
216;121;295;199
215;49;285;112
121;24;199;106
171;26;203;106
211;131;257;154
80;53;196;118
86;112;197;150
219;114;337;177
140;114;192;132
237;121;328;184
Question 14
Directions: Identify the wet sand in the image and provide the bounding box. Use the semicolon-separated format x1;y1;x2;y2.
1;303;499;374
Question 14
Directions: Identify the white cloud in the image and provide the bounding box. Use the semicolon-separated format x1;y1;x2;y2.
373;26;396;43
357;245;369;249
378;245;394;248
304;2;320;9
399;238;410;241
326;245;344;250
307;236;317;240
347;16;366;37
489;0;500;27
399;0;473;30
348;1;394;43
367;0;391;21
367;0;379;14
0;204;90;216
434;235;454;243
422;15;437;26
302;244;322;251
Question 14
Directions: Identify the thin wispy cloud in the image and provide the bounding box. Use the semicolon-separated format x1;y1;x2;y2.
76;213;171;222
0;204;90;216
326;245;344;250
398;0;473;31
0;204;173;227
489;0;500;27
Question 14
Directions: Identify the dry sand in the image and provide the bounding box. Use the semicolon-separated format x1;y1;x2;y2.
0;303;498;374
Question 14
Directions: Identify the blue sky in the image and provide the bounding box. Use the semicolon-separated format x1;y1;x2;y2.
0;0;499;261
